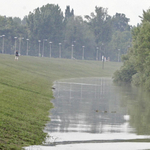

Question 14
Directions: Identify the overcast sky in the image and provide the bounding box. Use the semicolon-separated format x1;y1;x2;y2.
0;0;149;26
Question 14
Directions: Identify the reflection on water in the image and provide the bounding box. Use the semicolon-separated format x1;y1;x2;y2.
46;78;129;134
119;82;150;136
44;77;150;145
24;77;150;149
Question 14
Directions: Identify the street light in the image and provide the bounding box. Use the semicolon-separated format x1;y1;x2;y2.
49;41;52;58
2;35;5;54
59;43;62;58
71;41;76;59
71;44;74;59
19;37;24;55
82;46;85;60
100;43;105;69
38;40;41;57
14;37;17;54
26;39;29;55
42;39;47;57
118;49;120;62
96;47;99;60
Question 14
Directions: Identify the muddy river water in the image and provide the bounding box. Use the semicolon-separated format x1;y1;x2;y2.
25;77;150;150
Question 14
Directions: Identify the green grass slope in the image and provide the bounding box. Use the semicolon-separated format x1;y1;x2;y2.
0;54;122;150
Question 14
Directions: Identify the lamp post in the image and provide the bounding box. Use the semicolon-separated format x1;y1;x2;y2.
26;39;29;55
96;47;99;60
14;37;17;54
19;37;24;55
59;43;62;58
82;46;85;60
71;44;74;59
49;41;52;58
38;40;41;57
42;39;47;57
2;35;5;54
118;49;120;62
71;41;76;59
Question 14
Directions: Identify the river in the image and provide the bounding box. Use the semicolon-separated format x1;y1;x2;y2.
24;77;150;150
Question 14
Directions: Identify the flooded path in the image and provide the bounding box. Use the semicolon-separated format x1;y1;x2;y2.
25;78;150;150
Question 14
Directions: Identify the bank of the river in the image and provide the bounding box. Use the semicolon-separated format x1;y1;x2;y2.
0;54;122;150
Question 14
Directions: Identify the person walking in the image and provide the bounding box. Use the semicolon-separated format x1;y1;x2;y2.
15;50;19;60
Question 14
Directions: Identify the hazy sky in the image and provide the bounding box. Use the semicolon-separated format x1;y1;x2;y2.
0;0;149;26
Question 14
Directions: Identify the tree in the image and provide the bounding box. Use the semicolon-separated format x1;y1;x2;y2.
26;4;64;56
85;7;112;45
111;13;131;32
63;16;96;59
0;16;27;54
107;30;132;61
13;17;22;25
84;7;113;60
65;6;74;20
113;8;150;91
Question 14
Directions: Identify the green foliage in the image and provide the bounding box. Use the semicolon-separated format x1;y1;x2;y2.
140;9;150;23
131;73;142;86
63;16;96;59
113;60;137;83
85;6;112;45
85;9;131;61
113;8;150;91
25;4;64;56
0;16;27;54
107;30;132;61
65;6;74;20
111;13;131;32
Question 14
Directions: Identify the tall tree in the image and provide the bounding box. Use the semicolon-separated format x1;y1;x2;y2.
63;16;96;59
111;13;131;32
26;4;64;56
107;13;132;61
113;8;150;91
65;6;74;20
85;6;112;45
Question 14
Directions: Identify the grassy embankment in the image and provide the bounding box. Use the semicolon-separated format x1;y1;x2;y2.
0;54;122;150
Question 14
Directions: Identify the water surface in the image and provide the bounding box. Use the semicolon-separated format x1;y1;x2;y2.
25;77;150;150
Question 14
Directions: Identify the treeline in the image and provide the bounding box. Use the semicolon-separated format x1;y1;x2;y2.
113;8;150;90
0;4;132;60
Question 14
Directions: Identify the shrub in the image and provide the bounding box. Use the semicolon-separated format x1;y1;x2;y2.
131;73;142;86
113;61;137;83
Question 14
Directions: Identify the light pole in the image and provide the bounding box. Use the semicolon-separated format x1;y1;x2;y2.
101;43;104;69
82;46;85;60
118;49;120;62
19;37;24;55
26;39;29;55
42;39;47;57
59;43;62;58
14;37;17;54
38;40;41;57
2;35;5;54
71;41;76;59
49;41;52;58
71;44;74;59
96;47;99;60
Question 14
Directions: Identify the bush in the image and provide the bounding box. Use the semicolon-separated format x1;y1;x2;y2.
131;73;142;86
113;61;137;83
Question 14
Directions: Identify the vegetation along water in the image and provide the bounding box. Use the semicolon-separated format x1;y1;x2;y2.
113;9;150;91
